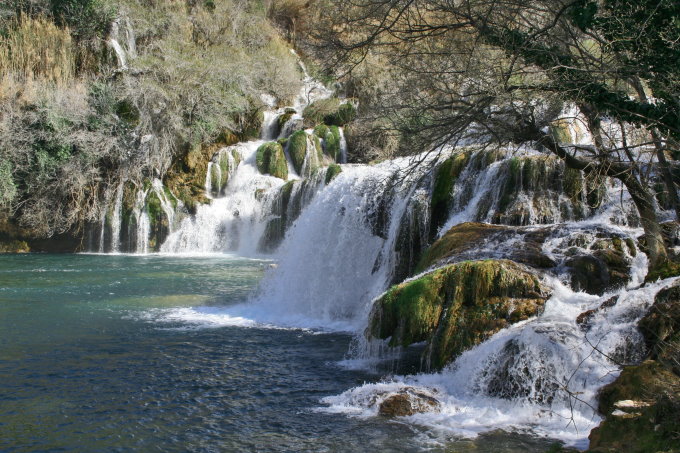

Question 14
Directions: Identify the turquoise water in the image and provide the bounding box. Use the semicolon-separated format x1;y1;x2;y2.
0;254;558;452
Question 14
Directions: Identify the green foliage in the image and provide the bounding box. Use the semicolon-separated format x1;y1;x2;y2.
50;0;115;40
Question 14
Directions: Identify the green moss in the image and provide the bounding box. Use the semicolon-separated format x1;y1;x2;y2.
417;222;506;272
255;142;288;180
303;99;357;127
287;130;309;175
325;163;342;184
277;110;295;135
145;190;163;220
645;260;680;282
371;259;548;369
0;240;30;253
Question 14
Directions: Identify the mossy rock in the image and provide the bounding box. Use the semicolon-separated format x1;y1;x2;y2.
417;222;556;273
589;360;680;453
314;124;342;161
256;142;288;180
303;98;357;127
566;237;634;295
276;110;296;137
639;282;680;375
370;259;549;369
429;152;470;240
325;163;342;184
0;240;30;253
287;130;321;176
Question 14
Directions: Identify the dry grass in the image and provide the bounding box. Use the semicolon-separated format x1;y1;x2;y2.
0;14;75;84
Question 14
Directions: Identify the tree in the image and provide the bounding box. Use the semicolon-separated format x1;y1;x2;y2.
313;0;680;271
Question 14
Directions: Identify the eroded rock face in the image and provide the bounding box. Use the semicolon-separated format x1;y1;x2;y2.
376;388;441;417
369;259;550;370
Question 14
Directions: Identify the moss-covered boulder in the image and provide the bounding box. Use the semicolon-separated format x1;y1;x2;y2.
256;142;288;180
417;222;556;273
287;130;322;177
639;282;680;375
588;361;680;453
303;98;357;127
325;163;342;184
369;259;550;369
314;124;342;161
0;239;30;253
587;280;680;453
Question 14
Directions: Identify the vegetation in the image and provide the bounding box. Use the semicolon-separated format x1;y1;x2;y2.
312;0;680;274
0;0;301;238
256;141;288;180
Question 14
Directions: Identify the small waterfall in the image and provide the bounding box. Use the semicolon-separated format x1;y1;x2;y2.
161;141;285;255
338;128;348;164
110;183;124;252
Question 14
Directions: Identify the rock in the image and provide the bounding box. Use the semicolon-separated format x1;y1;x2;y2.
429;153;471;241
639;282;680;375
325;163;342;184
0;239;30;253
588;360;680;453
416;222;556;273
369;259;550;369
255;142;288;180
287;130;321;176
377;388;440;416
566;236;635;295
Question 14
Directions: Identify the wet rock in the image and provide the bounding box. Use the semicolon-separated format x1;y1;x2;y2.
565;236;635;295
639;282;680;375
369;259;550;370
589;360;680;453
256;142;288;180
377;388;440;416
416;222;556;273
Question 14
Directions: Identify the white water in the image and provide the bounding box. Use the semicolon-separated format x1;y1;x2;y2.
323;255;672;448
110;183;124;252
161;141;285;255
86;50;671;448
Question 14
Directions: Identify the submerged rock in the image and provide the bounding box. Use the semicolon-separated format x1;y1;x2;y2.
369;259;550;369
376;387;440;416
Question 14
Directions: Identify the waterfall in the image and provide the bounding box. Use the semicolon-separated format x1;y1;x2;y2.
161;141;286;255
110;183;124;253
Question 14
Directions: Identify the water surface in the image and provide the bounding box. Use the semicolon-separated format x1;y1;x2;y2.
0;254;559;452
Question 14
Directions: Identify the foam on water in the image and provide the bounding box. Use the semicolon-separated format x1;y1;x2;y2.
320;276;678;447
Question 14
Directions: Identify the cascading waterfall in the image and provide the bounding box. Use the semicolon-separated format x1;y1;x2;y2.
86;52;673;448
